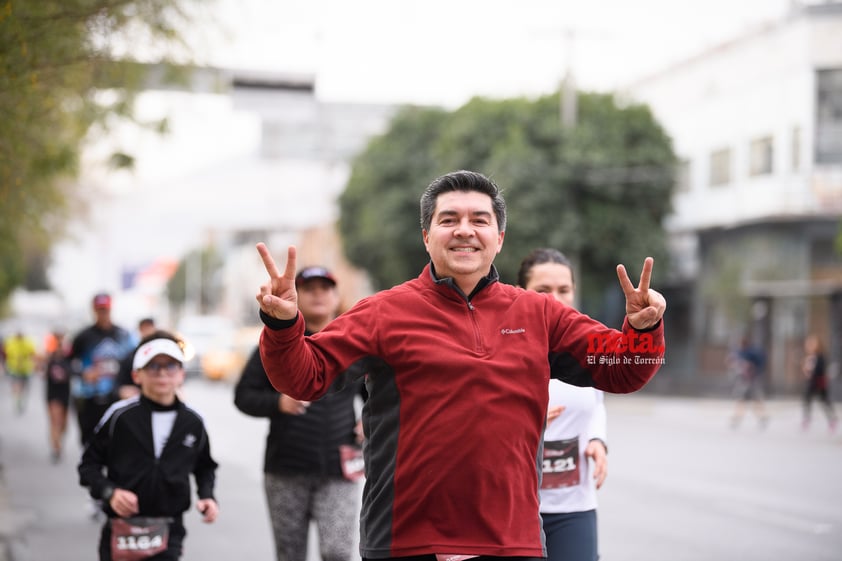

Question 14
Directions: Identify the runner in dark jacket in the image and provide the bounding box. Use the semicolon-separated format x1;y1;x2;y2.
69;293;135;447
235;266;366;561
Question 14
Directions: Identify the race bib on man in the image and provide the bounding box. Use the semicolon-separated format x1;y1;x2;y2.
110;516;171;561
541;437;580;489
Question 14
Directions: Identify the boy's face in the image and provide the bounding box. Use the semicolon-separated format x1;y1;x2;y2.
132;355;184;404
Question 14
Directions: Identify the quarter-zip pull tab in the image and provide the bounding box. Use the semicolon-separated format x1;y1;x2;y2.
468;301;475;311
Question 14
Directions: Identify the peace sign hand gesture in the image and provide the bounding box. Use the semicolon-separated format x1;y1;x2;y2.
255;243;299;321
616;257;666;331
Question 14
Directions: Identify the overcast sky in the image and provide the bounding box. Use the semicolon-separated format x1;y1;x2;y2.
194;0;794;106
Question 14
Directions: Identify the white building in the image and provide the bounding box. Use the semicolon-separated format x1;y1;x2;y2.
45;68;395;341
624;1;842;393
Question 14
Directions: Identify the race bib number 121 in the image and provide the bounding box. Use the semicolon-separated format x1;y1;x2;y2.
541;437;580;489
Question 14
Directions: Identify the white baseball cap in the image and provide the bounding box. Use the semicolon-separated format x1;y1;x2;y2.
133;338;185;370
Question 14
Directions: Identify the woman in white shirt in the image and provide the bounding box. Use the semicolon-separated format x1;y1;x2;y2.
518;248;608;561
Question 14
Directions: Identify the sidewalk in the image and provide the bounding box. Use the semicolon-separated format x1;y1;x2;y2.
0;458;37;561
0;387;33;561
0;472;12;561
0;426;37;561
0;375;98;561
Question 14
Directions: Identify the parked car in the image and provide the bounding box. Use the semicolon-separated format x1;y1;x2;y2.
176;315;260;381
176;315;236;380
201;325;262;381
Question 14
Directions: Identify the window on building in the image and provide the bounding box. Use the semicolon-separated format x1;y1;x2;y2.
791;126;801;171
709;148;731;187
749;136;774;176
816;68;842;164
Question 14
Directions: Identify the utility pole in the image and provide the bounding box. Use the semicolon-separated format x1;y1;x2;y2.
560;28;577;129
185;249;202;315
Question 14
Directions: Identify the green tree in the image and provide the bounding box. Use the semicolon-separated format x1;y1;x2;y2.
339;106;451;289
0;0;208;313
338;91;676;319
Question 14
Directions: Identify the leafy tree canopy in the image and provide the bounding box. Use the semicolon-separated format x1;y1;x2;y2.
339;92;677;320
0;0;207;313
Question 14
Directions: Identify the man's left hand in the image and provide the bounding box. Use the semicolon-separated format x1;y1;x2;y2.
616;257;666;330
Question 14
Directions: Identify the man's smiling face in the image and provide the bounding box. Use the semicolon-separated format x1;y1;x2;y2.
423;190;505;294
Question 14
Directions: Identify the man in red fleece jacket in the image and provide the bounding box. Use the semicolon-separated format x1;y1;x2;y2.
255;170;666;561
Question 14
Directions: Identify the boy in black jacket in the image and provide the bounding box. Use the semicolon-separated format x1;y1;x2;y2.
79;330;219;561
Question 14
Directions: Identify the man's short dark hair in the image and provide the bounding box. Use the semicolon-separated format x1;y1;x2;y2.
420;170;507;233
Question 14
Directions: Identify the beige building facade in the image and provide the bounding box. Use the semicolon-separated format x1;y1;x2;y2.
624;2;842;395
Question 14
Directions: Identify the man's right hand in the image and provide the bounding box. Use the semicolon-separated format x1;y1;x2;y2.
255;243;299;321
279;394;311;415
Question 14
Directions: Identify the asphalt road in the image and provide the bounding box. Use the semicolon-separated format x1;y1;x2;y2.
1;375;840;561
598;393;842;561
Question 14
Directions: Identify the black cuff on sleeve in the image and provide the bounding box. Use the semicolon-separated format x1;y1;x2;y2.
259;309;299;330
630;318;662;333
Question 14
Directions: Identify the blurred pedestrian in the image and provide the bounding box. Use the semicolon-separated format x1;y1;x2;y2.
78;330;219;561
116;317;157;400
4;330;38;414
255;170;666;559
43;329;61;356
235;266;365;561
0;334;6;375
801;333;838;432
727;336;769;429
44;328;72;463
69;293;135;447
518;248;608;561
